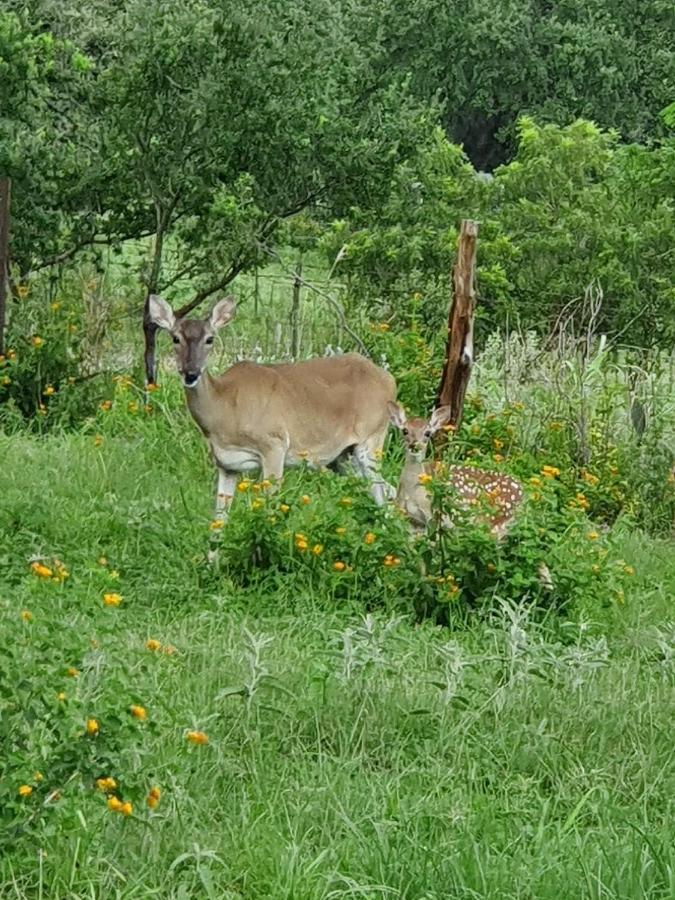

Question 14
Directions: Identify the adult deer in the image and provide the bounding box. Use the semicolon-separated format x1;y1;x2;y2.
388;402;523;537
148;295;396;521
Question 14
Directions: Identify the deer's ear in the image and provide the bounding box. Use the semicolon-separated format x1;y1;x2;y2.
428;405;453;433
210;296;236;330
387;401;407;429
147;295;176;331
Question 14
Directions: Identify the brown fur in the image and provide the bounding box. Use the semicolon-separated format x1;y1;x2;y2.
148;295;396;518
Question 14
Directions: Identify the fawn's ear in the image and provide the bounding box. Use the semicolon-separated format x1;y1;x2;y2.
209;296;236;330
428;405;453;433
147;295;176;331
387;401;407;429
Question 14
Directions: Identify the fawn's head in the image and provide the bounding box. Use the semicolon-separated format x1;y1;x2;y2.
148;295;236;388
387;402;453;462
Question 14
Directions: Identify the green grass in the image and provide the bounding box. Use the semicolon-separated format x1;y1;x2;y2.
1;410;674;899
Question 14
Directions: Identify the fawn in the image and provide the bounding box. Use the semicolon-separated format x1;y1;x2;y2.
388;402;524;538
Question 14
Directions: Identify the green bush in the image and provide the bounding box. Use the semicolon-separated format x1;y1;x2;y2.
0;278;113;428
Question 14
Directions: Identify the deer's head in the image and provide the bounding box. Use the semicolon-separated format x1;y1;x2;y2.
387;402;453;462
148;295;236;388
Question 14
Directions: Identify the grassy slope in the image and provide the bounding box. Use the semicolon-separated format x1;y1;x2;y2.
0;417;673;900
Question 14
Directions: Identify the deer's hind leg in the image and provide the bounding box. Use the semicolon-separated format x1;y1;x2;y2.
352;430;395;505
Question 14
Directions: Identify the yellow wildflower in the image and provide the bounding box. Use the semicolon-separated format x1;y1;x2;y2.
591;564;600;575
98;557;108;567
17;285;29;299
549;421;563;431
66;667;79;678
493;453;504;463
103;592;122;607
31;336;44;348
279;503;290;513
43;384;56;396
21;610;33;622
93;434;104;447
335;527;347;535
31;561;53;579
608;465;619;476
418;473;433;485
333;561;346;572
529;476;541;487
186;730;209;745
99;400;112;411
383;555;400;567
339;497;353;507
586;531;599;541
18;785;33;797
582;470;599;486
34;772;43;782
109;569;120;579
623;565;635;576
493;438;504;450
86;718;100;736
300;494;311;505
146;382;160;392
295;538;308;551
541;465;561;478
130;705;147;721
147;786;161;809
57;692;67;701
209;519;224;530
251;499;264;510
237;480;251;492
96;777;117;793
364;532;376;545
312;544;323;556
107;796;123;812
146;638;161;652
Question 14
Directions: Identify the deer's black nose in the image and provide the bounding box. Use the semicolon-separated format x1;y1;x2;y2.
184;371;200;387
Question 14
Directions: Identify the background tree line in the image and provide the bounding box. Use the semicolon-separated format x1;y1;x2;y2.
1;0;674;358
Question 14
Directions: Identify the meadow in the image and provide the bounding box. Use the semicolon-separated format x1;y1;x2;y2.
1;318;674;899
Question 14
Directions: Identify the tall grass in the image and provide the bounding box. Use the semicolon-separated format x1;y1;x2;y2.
1;404;673;898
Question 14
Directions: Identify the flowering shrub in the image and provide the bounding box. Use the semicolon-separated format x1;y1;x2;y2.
0;277;114;428
214;463;634;625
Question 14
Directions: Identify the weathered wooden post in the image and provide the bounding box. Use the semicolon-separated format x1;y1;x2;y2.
290;257;302;359
0;178;10;355
435;219;479;434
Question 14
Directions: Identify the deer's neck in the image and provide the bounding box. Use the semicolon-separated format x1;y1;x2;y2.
396;457;433;527
184;372;218;435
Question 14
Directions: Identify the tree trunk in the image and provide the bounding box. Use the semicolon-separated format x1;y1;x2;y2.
435;219;479;433
0;178;10;355
142;207;166;386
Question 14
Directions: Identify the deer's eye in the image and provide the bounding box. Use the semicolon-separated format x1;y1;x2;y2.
402;428;409;435
205;336;214;345
424;430;431;438
171;335;180;345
